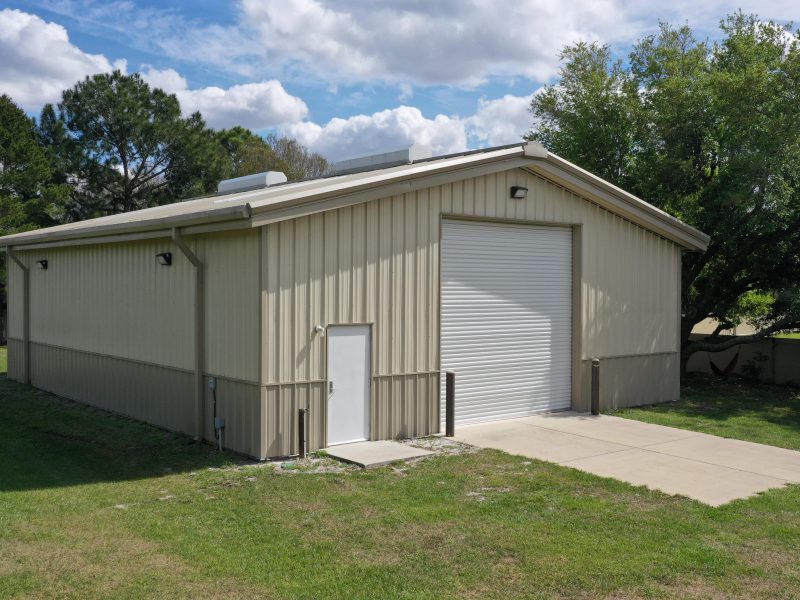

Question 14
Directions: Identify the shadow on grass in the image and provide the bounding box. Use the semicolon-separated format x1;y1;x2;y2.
0;375;239;493
644;374;800;431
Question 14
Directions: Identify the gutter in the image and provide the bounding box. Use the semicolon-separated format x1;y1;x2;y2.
172;228;205;442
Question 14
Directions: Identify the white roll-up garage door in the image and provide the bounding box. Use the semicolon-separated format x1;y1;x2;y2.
441;219;572;425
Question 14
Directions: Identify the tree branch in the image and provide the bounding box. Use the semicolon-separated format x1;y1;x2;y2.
685;318;800;354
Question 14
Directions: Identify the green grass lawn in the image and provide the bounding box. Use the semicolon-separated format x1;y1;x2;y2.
0;346;7;374
1;371;800;598
614;374;800;451
776;332;800;339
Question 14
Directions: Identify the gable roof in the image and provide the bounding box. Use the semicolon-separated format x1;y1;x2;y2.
0;142;709;252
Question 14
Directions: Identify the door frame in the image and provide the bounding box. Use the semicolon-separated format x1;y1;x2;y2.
325;322;374;446
438;215;582;424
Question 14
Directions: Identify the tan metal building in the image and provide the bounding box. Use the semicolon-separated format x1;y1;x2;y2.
1;143;709;459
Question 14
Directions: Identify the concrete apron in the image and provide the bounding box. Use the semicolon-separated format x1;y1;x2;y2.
326;440;433;469
455;413;800;506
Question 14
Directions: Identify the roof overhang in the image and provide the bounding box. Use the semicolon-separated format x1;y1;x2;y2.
0;142;709;252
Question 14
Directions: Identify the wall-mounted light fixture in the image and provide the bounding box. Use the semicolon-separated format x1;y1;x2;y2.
510;186;528;199
37;260;48;270
156;252;172;266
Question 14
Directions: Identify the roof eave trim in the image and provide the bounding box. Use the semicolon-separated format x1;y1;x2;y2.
0;203;252;248
246;144;529;216
527;155;709;251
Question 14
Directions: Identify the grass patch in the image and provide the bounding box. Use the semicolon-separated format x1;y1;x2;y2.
0;346;6;375
614;374;800;450
1;374;800;598
775;332;800;339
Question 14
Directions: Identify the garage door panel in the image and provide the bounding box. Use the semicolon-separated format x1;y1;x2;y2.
441;219;572;426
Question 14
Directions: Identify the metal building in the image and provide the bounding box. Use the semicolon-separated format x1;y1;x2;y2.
0;143;709;459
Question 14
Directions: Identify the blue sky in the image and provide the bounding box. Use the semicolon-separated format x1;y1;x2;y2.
1;0;796;160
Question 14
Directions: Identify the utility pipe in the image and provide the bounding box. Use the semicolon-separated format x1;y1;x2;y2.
6;247;30;383
172;228;205;442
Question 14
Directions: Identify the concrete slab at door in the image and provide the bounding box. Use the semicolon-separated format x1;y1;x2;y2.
327;325;370;446
327;440;433;469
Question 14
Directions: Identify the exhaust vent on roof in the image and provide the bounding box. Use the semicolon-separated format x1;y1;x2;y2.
217;171;287;194
333;144;432;175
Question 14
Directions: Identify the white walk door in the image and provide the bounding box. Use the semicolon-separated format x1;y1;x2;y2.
441;220;572;426
327;325;371;446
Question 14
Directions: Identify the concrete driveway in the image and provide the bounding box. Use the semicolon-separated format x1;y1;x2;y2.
455;413;800;506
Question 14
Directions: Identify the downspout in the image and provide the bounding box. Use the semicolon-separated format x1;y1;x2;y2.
172;228;205;442
7;247;30;384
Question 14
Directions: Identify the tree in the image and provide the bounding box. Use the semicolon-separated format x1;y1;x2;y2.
0;96;67;232
0;95;69;341
216;127;291;178
264;134;331;180
216;127;331;181
47;70;225;217
528;14;800;370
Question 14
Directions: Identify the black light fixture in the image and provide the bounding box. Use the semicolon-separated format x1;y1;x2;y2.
510;185;528;199
156;252;172;266
37;259;48;270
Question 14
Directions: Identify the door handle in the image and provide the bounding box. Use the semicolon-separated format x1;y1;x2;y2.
329;380;334;394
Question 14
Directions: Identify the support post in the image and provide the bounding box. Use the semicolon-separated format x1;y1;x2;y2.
298;408;307;459
7;247;30;384
591;358;600;415
172;228;205;442
445;371;455;437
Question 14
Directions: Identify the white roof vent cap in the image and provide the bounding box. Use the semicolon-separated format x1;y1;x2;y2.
217;171;288;194
334;144;432;175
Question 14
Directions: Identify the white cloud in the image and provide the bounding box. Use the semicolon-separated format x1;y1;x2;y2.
139;66;187;94
28;0;800;93
283;94;535;161
141;67;308;130
240;0;635;87
285;106;467;159
466;94;535;147
0;8;125;109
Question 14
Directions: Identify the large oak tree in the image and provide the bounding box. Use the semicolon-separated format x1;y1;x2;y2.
528;13;800;370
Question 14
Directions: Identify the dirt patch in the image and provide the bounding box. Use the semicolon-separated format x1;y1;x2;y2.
401;436;479;456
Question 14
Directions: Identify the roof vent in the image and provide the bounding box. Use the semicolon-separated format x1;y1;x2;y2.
333;144;432;175
217;171;288;194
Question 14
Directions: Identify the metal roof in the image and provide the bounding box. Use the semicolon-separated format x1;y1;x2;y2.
0;142;710;251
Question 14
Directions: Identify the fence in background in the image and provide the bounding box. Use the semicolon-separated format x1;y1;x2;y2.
686;336;800;387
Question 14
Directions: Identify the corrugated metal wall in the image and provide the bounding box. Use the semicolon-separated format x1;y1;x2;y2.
5;230;263;457
201;231;261;381
261;167;682;453
23;238;195;369
579;353;680;411
29;341;195;434
261;198;441;453
8;231;260;380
